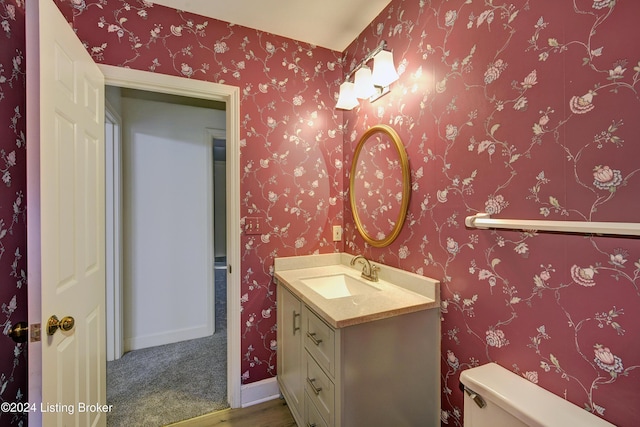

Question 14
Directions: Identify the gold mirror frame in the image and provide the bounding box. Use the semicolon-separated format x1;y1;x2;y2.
349;124;411;247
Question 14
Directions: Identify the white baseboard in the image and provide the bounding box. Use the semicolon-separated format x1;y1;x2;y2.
125;324;213;352
240;377;281;408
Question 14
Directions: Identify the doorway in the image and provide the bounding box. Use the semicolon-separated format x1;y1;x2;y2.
104;86;230;424
99;64;242;410
108;86;223;351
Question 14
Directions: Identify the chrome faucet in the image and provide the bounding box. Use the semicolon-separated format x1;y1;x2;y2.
350;255;380;282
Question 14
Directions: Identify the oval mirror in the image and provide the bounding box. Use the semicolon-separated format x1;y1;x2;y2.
349;124;410;247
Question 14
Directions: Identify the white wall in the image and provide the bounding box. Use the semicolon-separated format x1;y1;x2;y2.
121;96;225;350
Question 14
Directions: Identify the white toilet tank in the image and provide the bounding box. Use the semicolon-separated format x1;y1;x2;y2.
460;363;616;427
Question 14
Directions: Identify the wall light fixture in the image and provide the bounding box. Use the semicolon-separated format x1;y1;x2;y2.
336;41;399;110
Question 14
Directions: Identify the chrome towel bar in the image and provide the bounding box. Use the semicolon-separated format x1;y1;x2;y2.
465;213;640;237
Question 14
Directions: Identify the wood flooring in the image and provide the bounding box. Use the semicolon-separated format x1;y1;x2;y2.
166;398;296;427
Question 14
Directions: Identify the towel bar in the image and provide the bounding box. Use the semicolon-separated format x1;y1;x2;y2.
465;213;640;237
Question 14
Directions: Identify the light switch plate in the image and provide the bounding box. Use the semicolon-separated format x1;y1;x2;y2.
245;217;263;235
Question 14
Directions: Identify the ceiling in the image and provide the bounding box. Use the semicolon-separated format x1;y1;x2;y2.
150;0;392;52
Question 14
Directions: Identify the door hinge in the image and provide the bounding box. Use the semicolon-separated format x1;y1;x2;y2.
30;323;41;342
228;264;232;274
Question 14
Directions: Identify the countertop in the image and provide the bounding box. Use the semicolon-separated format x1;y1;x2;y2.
274;253;439;328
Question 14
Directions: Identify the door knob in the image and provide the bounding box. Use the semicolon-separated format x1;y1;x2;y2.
47;315;75;336
8;322;28;343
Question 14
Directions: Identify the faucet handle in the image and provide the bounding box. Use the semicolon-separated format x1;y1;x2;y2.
370;264;380;281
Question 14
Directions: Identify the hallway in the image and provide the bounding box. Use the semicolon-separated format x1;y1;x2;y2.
106;267;228;426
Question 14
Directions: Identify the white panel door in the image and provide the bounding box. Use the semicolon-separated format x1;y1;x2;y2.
36;0;106;425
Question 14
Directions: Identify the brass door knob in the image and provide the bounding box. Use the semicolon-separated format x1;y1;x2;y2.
9;322;28;343
47;315;75;336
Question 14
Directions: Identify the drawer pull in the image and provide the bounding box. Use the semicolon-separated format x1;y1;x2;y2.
306;377;323;395
307;332;323;346
307;424;317;427
292;311;300;335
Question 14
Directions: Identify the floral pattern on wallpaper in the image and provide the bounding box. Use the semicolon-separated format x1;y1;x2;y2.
53;0;345;385
343;0;640;426
0;0;27;425
46;0;640;425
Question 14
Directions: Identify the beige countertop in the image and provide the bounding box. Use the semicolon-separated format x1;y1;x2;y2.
274;253;439;328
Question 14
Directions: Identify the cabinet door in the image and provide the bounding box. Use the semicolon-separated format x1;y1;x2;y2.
277;284;303;411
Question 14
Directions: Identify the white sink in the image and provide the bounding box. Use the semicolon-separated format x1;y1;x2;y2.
301;274;381;299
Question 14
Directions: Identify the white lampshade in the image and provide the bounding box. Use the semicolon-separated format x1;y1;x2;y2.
335;81;359;110
371;50;399;87
354;66;377;99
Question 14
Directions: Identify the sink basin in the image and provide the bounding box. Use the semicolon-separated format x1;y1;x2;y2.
301;274;381;299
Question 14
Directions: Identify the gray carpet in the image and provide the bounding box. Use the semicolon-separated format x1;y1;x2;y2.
106;330;229;426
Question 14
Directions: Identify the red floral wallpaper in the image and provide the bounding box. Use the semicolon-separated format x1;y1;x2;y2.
51;0;345;387
344;0;640;426
2;0;639;426
0;0;27;426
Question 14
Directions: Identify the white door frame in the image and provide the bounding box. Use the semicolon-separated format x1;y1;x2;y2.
99;64;242;408
105;102;124;361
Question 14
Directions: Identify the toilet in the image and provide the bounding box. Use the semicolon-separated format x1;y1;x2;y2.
460;363;616;426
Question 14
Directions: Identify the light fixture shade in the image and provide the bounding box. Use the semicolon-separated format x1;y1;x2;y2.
354;66;377;99
371;50;399;87
335;81;359;110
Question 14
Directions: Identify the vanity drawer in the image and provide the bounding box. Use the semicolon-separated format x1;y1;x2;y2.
305;392;329;427
303;306;335;376
304;353;334;426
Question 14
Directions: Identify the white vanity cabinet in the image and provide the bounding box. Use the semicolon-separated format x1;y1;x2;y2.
276;278;440;427
277;284;304;421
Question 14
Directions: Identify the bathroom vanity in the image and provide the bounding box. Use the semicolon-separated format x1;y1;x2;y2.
275;253;440;427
